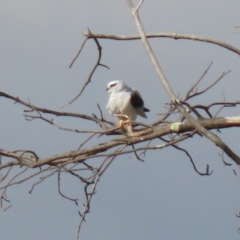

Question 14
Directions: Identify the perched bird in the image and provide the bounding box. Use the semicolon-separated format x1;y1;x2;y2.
106;80;149;127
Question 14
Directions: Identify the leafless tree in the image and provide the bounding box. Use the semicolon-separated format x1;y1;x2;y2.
0;1;240;239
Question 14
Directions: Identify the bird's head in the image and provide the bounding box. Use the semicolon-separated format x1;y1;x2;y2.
106;80;126;94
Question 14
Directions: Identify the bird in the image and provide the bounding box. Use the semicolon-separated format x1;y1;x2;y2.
106;80;149;127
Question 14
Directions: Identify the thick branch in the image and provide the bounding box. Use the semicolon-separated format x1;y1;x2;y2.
2;116;240;168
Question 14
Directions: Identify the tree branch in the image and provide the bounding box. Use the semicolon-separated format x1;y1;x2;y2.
126;0;240;165
63;29;110;108
83;32;240;56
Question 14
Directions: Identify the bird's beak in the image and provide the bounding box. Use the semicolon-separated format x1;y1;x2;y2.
106;87;109;91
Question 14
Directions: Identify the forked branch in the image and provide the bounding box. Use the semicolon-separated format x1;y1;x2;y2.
125;0;240;165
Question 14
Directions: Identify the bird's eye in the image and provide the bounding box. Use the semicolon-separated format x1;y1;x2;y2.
110;83;117;88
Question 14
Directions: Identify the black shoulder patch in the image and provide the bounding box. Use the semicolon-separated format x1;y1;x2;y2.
130;91;144;108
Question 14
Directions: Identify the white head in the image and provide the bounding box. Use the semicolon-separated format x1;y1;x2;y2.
106;80;130;94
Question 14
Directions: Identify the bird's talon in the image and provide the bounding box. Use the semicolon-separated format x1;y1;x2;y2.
118;120;130;128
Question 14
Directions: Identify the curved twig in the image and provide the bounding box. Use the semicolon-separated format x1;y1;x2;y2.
62;29;110;108
83;32;240;56
58;171;79;205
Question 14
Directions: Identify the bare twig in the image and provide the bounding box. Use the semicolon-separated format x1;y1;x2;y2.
69;38;88;68
0;91;108;127
58;171;79;205
185;62;213;99
218;151;232;166
28;168;57;194
131;144;144;162
186;70;231;100
76;146;125;239
62;29;110;108
83;32;240;56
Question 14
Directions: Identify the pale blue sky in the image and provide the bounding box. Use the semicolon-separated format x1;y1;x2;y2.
0;1;240;239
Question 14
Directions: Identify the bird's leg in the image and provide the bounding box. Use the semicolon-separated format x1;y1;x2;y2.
118;119;130;128
115;114;130;128
117;119;133;135
118;120;124;128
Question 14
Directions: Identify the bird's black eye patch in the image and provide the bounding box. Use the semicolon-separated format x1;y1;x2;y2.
110;83;117;88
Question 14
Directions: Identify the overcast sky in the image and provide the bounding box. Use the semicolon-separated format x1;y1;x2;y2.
0;1;240;240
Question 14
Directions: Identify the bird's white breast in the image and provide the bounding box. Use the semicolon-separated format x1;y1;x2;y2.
106;91;137;120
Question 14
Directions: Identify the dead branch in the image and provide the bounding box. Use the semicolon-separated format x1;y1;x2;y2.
160;136;213;176
83;32;240;56
0;91;111;130
2;115;240;170
58;171;79;205
63;29;110;108
185;62;213;98
185;70;231;100
125;0;240;165
76;146;125;240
